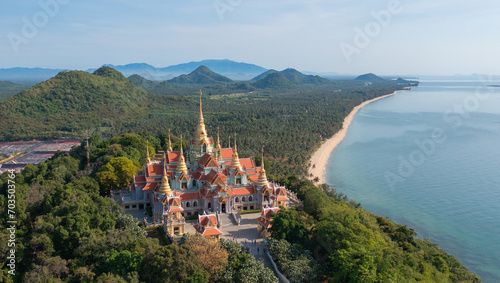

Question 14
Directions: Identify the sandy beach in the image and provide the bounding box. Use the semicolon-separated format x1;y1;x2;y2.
308;90;405;184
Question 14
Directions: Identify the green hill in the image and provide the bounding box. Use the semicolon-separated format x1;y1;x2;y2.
0;67;156;140
0;80;31;102
168;65;233;84
252;72;294;89
251;69;278;81
127;74;157;89
281;68;331;84
355;73;385;81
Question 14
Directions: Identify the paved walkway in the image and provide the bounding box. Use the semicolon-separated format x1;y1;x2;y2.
219;213;284;282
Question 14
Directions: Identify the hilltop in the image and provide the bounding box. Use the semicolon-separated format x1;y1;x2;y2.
251;68;332;89
251;69;278;81
252;72;294;89
0;67;157;140
168;65;233;84
355;73;385;81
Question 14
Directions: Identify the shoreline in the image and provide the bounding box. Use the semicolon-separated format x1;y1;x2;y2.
308;90;406;184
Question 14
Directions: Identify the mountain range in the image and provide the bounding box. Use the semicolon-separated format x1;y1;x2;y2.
0;60;268;83
127;66;334;93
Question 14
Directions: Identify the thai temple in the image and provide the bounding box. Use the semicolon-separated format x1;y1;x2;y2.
121;91;297;237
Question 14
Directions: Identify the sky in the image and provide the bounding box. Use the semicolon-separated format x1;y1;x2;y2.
1;0;499;75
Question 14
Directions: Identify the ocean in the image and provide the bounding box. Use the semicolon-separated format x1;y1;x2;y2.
325;80;500;282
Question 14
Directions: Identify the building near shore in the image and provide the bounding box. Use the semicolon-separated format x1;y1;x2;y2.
115;91;299;237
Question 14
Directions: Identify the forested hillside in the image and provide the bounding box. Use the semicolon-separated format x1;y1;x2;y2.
0;67;159;140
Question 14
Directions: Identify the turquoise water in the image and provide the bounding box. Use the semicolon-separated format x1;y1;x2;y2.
326;80;500;282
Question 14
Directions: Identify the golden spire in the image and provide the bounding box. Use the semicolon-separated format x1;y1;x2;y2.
168;129;173;152
215;127;221;151
177;134;188;173
230;133;241;169
199;89;203;120
146;140;151;164
159;163;172;195
257;148;269;186
195;90;208;146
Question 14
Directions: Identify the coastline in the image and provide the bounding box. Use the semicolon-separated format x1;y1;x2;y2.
308;90;405;184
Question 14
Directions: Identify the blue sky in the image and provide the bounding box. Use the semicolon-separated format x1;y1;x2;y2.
1;0;499;75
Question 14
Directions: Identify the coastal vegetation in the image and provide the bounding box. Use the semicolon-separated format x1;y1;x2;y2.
267;176;481;282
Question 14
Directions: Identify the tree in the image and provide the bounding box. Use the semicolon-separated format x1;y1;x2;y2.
219;239;278;283
103;249;144;277
96;157;138;191
182;235;228;279
268;208;313;244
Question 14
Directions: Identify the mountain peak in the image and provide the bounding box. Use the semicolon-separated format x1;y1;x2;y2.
169;65;232;84
93;66;128;82
355;73;385;81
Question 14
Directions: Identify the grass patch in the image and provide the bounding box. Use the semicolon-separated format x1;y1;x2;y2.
185;212;198;220
240;209;261;215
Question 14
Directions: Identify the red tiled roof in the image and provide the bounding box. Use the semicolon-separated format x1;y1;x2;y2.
220;148;234;159
248;175;259;181
167;152;180;163
233;187;255;195
205;170;227;184
239;158;255;169
191;172;202;181
276;196;288;202
202;228;222;236
148;164;163;176
264;207;279;218
167;207;183;213
199;214;218;226
142;182;158;191
199;153;219;168
257;217;272;229
134;175;146;183
179;192;199;200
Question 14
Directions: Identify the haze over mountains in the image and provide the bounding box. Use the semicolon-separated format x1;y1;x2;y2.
0;59;268;83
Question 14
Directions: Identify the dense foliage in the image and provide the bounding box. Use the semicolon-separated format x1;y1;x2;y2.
267;176;481;282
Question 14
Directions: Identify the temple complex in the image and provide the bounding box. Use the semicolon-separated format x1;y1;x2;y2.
120;91;299;238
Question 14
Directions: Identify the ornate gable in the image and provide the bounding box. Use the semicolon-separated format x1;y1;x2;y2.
178;171;190;182
233;167;245;177
262;186;271;195
215;185;226;194
219;195;227;204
